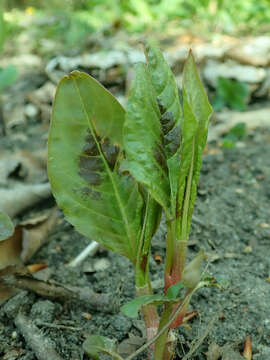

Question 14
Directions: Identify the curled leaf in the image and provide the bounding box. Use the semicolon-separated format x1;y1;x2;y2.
182;250;205;289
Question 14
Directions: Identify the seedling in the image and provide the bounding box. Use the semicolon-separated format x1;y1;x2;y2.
48;42;213;359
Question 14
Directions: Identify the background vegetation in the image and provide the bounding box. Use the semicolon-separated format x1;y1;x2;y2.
3;0;270;48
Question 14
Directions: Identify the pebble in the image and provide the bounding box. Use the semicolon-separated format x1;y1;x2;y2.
24;103;38;118
30;300;56;323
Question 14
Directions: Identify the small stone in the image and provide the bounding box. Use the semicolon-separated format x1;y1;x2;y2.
112;313;132;334
235;188;244;194
82;312;92;320
24;104;38;118
243;246;252;254
93;258;110;272
3;291;32;319
30;300;56;323
83;262;95;273
259;223;270;228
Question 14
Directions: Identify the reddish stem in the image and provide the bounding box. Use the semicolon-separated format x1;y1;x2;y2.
164;240;188;328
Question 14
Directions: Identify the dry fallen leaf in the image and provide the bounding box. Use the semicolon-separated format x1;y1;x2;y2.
243;335;252;360
21;207;59;262
0;226;23;270
0;208;59;269
0;182;51;218
27;263;47;273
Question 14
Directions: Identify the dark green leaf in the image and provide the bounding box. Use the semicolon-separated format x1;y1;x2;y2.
121;294;179;318
123;63;171;214
145;42;183;215
0;210;14;241
0;66;17;92
166;281;185;299
83;335;122;360
48;71;143;264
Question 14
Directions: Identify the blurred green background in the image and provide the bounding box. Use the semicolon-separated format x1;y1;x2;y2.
3;0;270;51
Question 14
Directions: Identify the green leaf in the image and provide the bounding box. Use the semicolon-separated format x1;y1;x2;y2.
0;210;14;241
222;122;246;148
48;71;143;264
145;41;183;215
83;335;122;360
0;66;17;92
212;77;248;111
121;294;179;318
177;51;212;239
166;281;185;300
123;62;171;214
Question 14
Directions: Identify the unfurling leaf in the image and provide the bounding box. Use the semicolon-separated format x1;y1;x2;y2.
145;42;183;214
123;63;171;213
48;71;143;264
182;250;204;289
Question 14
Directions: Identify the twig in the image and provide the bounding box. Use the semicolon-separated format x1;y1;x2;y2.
14;313;63;360
1;274;118;313
35;321;82;331
68;241;100;267
182;314;218;360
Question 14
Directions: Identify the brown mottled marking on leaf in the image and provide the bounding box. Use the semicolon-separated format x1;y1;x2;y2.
78;130;103;186
78;129;120;187
81;187;101;200
79;169;102;186
101;138;119;170
161;111;174;135
83;132;99;156
154;142;168;172
165;125;181;156
79;156;103;172
157;97;166;115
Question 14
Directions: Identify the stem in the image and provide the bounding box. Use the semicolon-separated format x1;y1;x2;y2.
126;289;195;360
164;221;186;294
164;219;176;277
154;303;174;360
